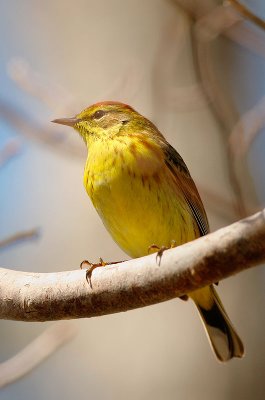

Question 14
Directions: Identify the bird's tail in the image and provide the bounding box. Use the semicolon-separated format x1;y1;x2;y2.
190;285;244;362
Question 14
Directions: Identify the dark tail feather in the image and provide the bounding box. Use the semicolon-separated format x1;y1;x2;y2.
192;286;244;362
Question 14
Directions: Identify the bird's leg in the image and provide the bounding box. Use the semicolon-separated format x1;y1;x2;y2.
148;242;188;301
148;244;166;265
80;258;106;288
148;240;177;266
80;258;125;288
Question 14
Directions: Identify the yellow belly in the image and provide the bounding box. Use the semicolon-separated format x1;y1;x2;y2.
84;137;199;258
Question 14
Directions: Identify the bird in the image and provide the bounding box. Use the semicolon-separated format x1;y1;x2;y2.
52;101;244;362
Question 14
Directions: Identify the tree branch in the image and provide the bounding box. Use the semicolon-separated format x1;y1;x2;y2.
0;228;40;250
228;0;265;31
0;209;264;322
0;322;77;389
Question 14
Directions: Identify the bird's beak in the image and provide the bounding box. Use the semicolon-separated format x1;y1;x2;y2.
51;117;81;127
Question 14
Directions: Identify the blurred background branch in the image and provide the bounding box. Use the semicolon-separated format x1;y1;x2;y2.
228;0;265;30
0;139;22;169
0;322;77;389
0;228;40;251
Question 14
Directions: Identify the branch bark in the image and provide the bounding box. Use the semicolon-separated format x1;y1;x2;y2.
0;209;264;322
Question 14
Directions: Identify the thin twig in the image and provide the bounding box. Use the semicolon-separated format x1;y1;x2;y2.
7;58;77;114
0;322;77;389
227;0;265;31
7;57;144;116
173;0;265;57
0;99;84;158
0;228;40;250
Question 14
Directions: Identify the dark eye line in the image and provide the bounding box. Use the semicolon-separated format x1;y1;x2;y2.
93;110;107;119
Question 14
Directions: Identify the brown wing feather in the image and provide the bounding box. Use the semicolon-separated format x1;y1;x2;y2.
162;142;209;236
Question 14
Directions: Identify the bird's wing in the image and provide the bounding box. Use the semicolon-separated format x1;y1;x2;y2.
162;142;209;236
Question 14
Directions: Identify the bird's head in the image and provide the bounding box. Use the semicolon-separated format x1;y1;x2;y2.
52;101;139;146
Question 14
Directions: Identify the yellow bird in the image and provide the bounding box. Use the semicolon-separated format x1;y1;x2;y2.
53;101;244;362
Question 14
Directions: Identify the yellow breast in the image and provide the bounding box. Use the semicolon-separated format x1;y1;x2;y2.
83;135;199;257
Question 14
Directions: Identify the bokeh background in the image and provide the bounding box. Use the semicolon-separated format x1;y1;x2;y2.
0;0;265;399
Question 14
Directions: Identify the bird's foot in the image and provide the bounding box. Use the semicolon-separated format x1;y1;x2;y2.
148;240;176;266
80;258;107;288
80;258;125;288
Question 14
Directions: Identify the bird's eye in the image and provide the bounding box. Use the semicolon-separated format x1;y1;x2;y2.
93;110;106;119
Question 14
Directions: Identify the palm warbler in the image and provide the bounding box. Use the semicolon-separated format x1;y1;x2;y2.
53;101;244;361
